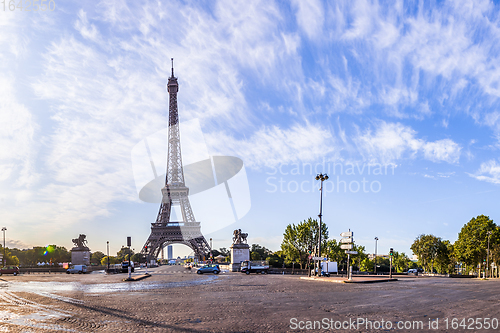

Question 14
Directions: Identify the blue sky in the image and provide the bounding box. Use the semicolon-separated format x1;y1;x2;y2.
1;0;500;258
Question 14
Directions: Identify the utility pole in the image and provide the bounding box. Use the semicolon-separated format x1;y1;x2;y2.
106;241;109;273
1;227;6;267
315;173;329;276
487;231;492;279
389;248;394;279
374;237;378;275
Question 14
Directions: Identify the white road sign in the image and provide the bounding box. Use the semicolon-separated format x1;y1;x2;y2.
340;244;353;250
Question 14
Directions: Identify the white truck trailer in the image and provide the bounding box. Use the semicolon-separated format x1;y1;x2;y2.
240;260;270;274
321;261;338;274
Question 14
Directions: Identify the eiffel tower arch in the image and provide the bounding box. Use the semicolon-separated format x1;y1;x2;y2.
142;59;211;261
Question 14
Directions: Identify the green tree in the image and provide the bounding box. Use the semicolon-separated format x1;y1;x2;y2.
251;252;261;261
280;218;328;269
267;250;285;268
91;251;105;265
117;247;134;262
101;256;119;265
250;244;273;261
392;251;410;273
411;234;442;272
375;256;390;272
359;258;373;272
434;240;453;274
131;253;144;263
352;245;368;270
454;215;499;271
325;239;344;264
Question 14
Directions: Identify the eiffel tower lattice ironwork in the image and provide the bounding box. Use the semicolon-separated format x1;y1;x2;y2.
141;59;211;261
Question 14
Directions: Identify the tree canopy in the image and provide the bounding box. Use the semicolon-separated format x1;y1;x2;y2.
454;215;499;267
280;218;328;269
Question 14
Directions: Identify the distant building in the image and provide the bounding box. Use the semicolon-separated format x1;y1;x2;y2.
368;254;390;260
167;245;173;259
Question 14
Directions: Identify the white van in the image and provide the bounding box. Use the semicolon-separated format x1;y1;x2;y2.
66;264;88;274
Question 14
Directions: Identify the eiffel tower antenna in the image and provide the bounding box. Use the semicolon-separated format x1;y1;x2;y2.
142;61;211;262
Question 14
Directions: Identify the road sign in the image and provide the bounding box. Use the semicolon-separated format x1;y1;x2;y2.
312;256;326;261
340;231;353;237
345;251;358;255
340;244;353;250
340;238;353;244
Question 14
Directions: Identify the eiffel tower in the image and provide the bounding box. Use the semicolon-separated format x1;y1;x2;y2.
142;59;211;261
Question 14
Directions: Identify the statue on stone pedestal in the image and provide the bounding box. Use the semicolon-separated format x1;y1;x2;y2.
232;229;248;245
71;234;90;265
230;229;250;272
72;234;89;250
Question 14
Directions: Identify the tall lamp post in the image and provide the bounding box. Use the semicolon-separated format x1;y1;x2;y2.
315;173;329;277
487;231;492;279
374;237;378;275
1;227;6;267
210;238;213;262
106;241;110;273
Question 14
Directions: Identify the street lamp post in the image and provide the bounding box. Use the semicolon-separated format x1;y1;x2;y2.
374;237;378;275
106;241;110;273
210;238;213;262
487;231;492;279
1;227;6;267
315;173;329;277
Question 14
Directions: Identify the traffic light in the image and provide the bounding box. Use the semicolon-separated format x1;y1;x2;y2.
390;248;394;256
308;246;312;254
144;246;148;254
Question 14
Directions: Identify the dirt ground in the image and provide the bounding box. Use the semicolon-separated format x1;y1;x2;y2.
0;265;499;332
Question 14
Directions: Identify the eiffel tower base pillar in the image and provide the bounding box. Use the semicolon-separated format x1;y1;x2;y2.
230;243;250;272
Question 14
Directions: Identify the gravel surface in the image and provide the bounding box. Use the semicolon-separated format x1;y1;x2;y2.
0;265;499;332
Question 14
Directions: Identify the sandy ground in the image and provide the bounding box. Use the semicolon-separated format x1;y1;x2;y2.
0;265;499;332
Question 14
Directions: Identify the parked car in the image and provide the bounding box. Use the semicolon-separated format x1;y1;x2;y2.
66;264;87;274
0;266;19;276
196;264;220;274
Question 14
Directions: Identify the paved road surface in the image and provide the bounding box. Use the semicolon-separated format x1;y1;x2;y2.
0;265;499;332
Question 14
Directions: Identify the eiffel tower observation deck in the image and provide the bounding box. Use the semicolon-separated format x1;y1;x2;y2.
142;59;211;261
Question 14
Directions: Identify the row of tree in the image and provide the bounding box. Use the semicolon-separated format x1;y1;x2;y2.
4;246;147;267
276;217;415;272
411;215;500;274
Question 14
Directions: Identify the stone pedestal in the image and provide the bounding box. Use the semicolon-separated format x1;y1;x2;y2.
71;248;90;265
230;243;250;272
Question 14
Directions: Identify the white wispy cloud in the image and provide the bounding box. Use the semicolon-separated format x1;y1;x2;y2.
0;76;39;187
469;159;500;184
355;121;461;164
292;0;324;39
205;123;337;168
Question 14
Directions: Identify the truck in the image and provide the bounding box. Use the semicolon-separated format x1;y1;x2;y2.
312;261;338;277
240;260;269;275
121;261;135;273
66;264;88;274
321;261;338;274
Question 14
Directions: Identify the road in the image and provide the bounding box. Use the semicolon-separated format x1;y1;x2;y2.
0;265;499;332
